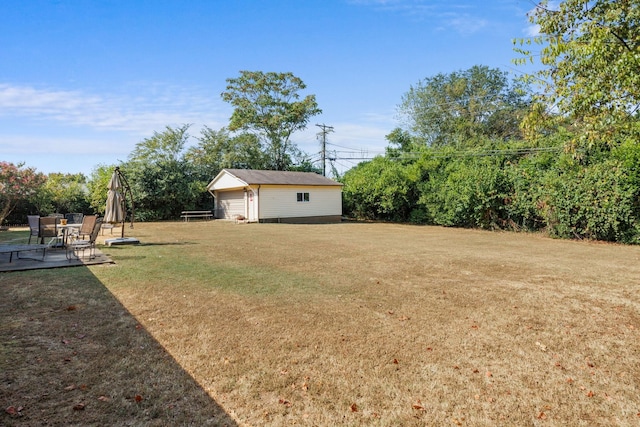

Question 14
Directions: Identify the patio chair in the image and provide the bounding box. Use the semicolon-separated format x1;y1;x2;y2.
66;218;102;260
27;215;40;244
65;213;84;225
70;214;97;240
38;216;63;247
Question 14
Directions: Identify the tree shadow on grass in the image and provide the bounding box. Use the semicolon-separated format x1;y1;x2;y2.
0;266;237;426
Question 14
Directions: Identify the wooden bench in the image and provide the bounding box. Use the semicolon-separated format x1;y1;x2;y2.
180;210;214;222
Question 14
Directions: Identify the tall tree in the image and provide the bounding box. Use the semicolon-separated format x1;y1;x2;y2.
129;124;191;163
397;65;530;147
221;71;322;170
515;0;640;148
185;126;268;179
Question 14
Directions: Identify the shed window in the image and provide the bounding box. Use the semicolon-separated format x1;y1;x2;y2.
296;192;310;202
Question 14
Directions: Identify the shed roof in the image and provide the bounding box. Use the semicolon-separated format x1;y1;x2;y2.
210;169;342;189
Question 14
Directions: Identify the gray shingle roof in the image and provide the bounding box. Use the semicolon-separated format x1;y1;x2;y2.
224;169;342;186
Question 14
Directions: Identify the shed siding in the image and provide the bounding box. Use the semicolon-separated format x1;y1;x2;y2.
216;190;245;219
259;185;341;219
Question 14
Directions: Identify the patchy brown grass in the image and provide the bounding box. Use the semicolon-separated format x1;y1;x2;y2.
3;221;640;426
0;237;236;425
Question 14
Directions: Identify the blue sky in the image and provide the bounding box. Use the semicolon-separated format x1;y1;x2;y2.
0;0;539;176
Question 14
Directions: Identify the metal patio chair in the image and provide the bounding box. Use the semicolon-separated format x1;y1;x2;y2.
27;215;40;244
38;216;63;247
66;218;102;260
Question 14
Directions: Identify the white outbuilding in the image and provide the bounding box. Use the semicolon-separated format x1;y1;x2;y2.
206;169;343;223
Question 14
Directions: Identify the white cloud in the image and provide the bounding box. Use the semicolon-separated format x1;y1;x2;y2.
444;14;489;35
525;24;541;37
0;134;124;155
0;83;228;136
350;0;496;35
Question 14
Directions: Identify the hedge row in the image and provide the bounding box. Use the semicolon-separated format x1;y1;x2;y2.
341;140;640;243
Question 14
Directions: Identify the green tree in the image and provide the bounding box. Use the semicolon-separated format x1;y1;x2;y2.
397;65;530;147
43;173;90;214
342;156;424;222
221;71;322;170
86;164;117;215
185;126;268;180
126;124;204;220
0;161;47;225
129;124;191;163
515;0;640;148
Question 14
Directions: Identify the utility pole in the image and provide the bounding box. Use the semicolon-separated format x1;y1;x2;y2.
316;124;334;176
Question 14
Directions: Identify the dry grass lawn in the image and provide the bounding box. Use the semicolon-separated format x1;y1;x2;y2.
2;221;640;426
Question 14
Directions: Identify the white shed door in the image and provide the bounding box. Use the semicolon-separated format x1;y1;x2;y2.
218;190;245;219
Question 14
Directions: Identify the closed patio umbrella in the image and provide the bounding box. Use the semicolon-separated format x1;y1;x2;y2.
104;167;138;244
104;170;124;226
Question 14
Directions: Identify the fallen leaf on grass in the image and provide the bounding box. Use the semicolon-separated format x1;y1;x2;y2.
392;358;399;364
350;403;358;412
412;401;425;411
278;398;291;407
64;384;76;391
586;390;594;398
134;395;143;402
98;396;110;402
537;411;546;419
5;406;23;416
73;403;85;411
486;371;493;378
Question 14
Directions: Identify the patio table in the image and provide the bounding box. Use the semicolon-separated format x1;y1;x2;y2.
57;223;82;247
0;244;48;262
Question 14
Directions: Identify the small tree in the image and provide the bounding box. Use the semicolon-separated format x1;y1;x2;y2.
0;161;47;225
221;71;322;170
